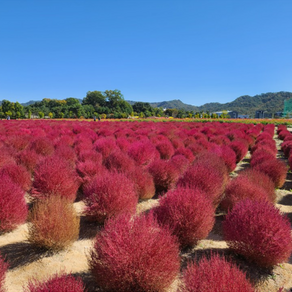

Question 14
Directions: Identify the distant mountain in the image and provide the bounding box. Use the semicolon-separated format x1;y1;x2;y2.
196;91;292;117
21;100;40;106
128;91;292;117
127;99;198;112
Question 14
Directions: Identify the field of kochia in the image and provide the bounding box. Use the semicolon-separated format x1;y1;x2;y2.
0;119;291;291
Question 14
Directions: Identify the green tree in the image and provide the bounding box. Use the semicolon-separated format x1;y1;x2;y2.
38;111;45;119
83;91;106;108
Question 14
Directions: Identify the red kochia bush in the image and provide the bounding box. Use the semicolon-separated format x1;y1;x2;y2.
32;156;80;202
253;159;288;188
223;199;292;267
83;172;138;223
148;160;180;194
26;273;85;292
0;163;31;192
104;150;136;173
128;141;159;167
170;154;190;175
16;149;42;174
180;253;254;292
126;167;155;200
155;140;175;160
220;175;273;212
29;137;55;156
0;254;8;292
178;163;225;206
89;213;180;291
0;173;28;232
152;187;215;247
250;149;275;167
229;139;249;163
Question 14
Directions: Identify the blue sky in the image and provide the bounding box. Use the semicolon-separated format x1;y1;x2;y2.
1;0;292;106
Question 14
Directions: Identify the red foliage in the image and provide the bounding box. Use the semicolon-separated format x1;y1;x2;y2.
116;137;131;152
83;172;138;223
26;273;85;292
223;199;292;267
180;253;254;292
170;137;185;149
250;149;275;167
0;163;31;191
148;160;180;194
0;173;28;232
104;150;136;173
128;141;159;167
177;162;225;206
220;175;274;212
126;167;155;200
29;137;55;156
77;150;102;164
228;139;249;163
0;149;15;168
94;137;117;160
16;149;42;174
89;213;180;291
209;145;237;172
173;147;195;163
54;145;77;167
170;154;190;175
253;159;288;188
152;187;215;247
251;140;277;155
240;168;276;203
32;156;80;202
156;140;175;160
5;135;30;151
278;129;291;140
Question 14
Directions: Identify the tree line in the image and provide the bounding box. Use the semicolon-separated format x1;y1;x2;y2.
0;89;228;120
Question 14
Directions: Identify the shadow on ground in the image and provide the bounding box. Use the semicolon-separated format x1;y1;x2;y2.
0;242;50;269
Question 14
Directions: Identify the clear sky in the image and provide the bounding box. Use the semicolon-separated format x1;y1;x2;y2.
1;0;292;106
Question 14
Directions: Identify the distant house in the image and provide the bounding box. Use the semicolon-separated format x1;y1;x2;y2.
255;110;272;118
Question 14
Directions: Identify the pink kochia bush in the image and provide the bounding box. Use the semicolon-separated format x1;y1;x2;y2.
0;173;28;232
126;167;155;200
32;156;80;202
223;199;292;267
0;163;31;191
148;160;180;194
152;187;215;248
83;172;138;223
253;159;288;188
89;213;180;291
180;253;254;292
25;273;85;292
220;175;274;212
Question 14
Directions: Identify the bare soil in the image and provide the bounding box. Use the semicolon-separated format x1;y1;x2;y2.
1;132;292;291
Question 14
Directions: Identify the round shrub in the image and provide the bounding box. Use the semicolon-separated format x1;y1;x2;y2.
178;160;226;206
29;137;55;156
152;187;215;247
83;172;138;223
180;253;254;292
104;150;136;173
229;139;249;163
128;141;159;167
0;173;28;232
220;175;273;212
173;147;195;163
16;149;42;174
0;163;31;192
170;154;190;175
250;149;275;167
25;273;85;292
94;137;117;160
32;155;80;202
156;140;175;160
240;168;276;203
148;159;180;194
253;159;288;188
89;213;180;291
126;167;155;200
28;196;80;251
223;199;292;267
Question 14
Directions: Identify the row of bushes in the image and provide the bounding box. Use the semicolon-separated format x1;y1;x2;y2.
0;120;291;291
